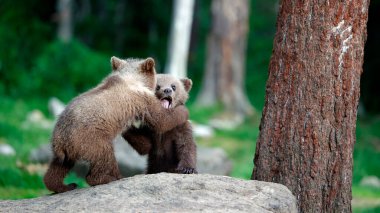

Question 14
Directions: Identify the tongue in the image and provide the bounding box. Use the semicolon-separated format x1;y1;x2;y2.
161;99;170;109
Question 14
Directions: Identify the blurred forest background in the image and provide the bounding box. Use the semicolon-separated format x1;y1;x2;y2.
0;0;379;211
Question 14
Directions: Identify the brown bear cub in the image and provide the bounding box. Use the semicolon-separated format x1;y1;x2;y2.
43;57;189;193
123;74;197;174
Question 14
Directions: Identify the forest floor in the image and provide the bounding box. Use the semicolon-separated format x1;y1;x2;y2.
1;96;380;212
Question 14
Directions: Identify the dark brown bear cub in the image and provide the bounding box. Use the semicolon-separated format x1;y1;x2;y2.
43;57;189;193
123;74;197;174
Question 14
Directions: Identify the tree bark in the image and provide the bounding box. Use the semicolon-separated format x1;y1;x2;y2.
57;0;73;43
165;0;195;78
252;0;369;212
196;0;253;119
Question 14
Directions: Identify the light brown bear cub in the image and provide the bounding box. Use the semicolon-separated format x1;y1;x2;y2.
123;74;197;174
43;57;189;193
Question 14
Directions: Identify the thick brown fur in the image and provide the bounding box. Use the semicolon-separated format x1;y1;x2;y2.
44;58;189;193
123;74;197;174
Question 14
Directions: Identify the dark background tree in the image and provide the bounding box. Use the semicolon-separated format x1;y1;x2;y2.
196;0;253;124
57;0;73;42
252;0;369;212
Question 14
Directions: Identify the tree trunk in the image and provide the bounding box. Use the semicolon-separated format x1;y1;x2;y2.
57;0;73;42
252;0;369;212
165;0;195;78
196;0;253;120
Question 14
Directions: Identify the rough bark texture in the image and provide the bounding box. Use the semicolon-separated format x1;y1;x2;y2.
165;0;195;78
196;0;253;118
252;0;369;212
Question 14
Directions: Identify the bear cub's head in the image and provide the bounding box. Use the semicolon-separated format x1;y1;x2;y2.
110;56;157;90
155;74;192;109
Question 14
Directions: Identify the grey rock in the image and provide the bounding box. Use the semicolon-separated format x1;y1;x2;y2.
113;136;147;176
197;146;232;175
0;143;15;156
48;97;66;118
192;122;215;138
209;114;244;130
29;143;52;163
22;110;53;129
0;173;298;213
359;176;380;188
30;136;232;177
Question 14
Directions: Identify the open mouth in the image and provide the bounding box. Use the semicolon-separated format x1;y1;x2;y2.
160;96;173;109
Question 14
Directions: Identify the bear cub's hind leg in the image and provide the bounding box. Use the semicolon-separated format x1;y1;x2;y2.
85;143;121;186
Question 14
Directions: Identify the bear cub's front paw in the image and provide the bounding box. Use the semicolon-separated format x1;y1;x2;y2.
176;167;198;174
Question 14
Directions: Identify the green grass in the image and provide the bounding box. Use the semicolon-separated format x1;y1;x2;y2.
352;186;380;212
0;98;48;199
189;104;259;179
0;96;88;199
353;116;380;212
354;116;380;183
354;207;380;213
353;186;380;199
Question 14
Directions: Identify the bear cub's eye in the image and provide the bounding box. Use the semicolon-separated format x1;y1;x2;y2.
156;85;160;91
171;84;176;91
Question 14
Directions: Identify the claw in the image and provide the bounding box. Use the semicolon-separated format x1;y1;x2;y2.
176;167;197;174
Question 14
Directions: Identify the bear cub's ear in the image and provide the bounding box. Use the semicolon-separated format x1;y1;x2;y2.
181;78;193;92
111;56;124;71
141;57;155;73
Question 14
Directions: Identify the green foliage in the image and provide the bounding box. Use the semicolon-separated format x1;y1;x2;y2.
0;0;54;97
73;0;174;72
246;0;278;110
0;0;175;100
30;40;110;101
